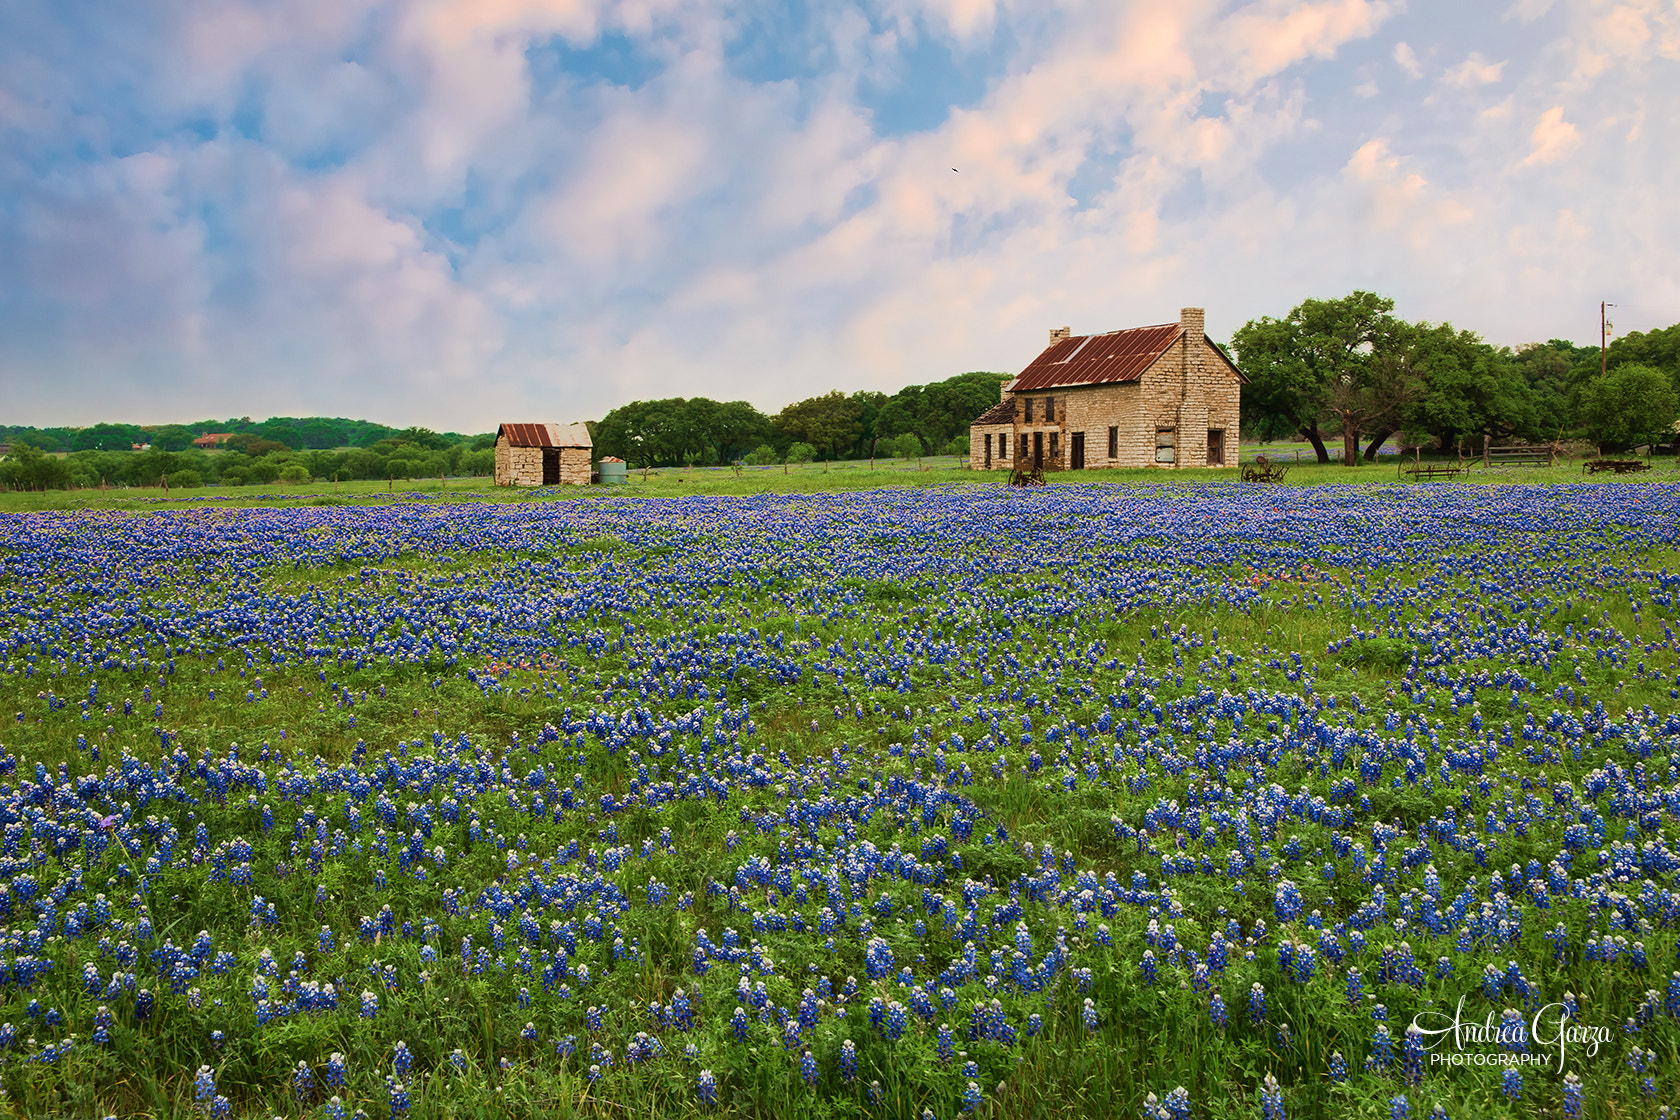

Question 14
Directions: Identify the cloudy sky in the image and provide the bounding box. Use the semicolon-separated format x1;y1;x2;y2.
2;0;1676;431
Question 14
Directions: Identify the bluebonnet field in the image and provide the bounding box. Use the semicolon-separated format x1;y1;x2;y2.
1;481;1678;1119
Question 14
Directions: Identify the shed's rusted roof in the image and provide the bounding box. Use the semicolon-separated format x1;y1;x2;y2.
497;423;592;448
1005;323;1183;392
971;400;1015;426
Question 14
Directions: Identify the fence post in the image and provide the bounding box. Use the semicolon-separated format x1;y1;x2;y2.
1482;434;1490;470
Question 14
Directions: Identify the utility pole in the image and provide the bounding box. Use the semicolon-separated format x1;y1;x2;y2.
1601;301;1616;376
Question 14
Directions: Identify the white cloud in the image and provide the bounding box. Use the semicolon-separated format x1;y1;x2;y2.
1442;51;1506;86
1223;0;1401;84
1519;105;1581;166
537;112;713;261
1503;0;1555;23
1393;40;1422;77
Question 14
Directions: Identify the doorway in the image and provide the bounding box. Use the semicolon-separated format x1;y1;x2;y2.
542;449;560;485
1071;432;1085;470
1207;430;1224;467
1032;431;1043;470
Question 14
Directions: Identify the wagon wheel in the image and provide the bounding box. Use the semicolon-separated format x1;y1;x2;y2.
1008;464;1048;487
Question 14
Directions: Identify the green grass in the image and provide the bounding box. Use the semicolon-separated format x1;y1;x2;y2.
6;451;1680;514
0;479;1678;1118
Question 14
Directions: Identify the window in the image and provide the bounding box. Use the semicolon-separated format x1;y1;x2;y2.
1108;426;1118;459
1049;432;1059;461
1045;396;1055;422
1023;397;1034;422
1020;433;1029;462
1155;428;1176;464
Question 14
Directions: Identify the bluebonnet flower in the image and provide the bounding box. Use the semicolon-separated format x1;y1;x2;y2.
1498;1009;1525;1053
1368;1025;1394;1071
885;1001;908;1041
1274;880;1302;923
1562;1072;1582;1117
1402;1025;1425;1085
388;1076;410;1119
1501;1069;1521;1099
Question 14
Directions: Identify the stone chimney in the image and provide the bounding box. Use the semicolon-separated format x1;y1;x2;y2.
1049;326;1072;346
1180;308;1204;339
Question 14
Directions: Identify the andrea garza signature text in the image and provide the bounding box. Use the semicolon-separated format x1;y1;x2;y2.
1410;998;1610;1070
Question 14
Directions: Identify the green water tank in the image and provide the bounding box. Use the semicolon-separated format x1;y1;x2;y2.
598;460;628;485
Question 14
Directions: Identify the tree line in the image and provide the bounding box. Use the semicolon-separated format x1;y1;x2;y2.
0;429;501;492
1235;291;1680;460
0;368;1013;490
591;370;1009;467
0;416;477;455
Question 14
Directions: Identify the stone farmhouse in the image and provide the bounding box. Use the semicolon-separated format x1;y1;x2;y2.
969;308;1243;472
494;423;592;486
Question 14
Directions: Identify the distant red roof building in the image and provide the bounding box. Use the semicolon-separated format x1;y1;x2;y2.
194;433;235;448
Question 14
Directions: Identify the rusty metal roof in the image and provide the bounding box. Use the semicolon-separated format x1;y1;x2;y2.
1005;323;1184;392
497;423;592;448
972;400;1015;426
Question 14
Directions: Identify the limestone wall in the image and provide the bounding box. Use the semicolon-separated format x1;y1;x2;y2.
559;448;591;486
969;426;1015;470
495;437;547;486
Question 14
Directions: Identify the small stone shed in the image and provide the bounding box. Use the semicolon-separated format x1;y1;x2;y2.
970;308;1244;471
494;423;593;486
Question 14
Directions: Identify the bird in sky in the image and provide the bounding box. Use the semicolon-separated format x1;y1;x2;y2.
951;168;959;172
